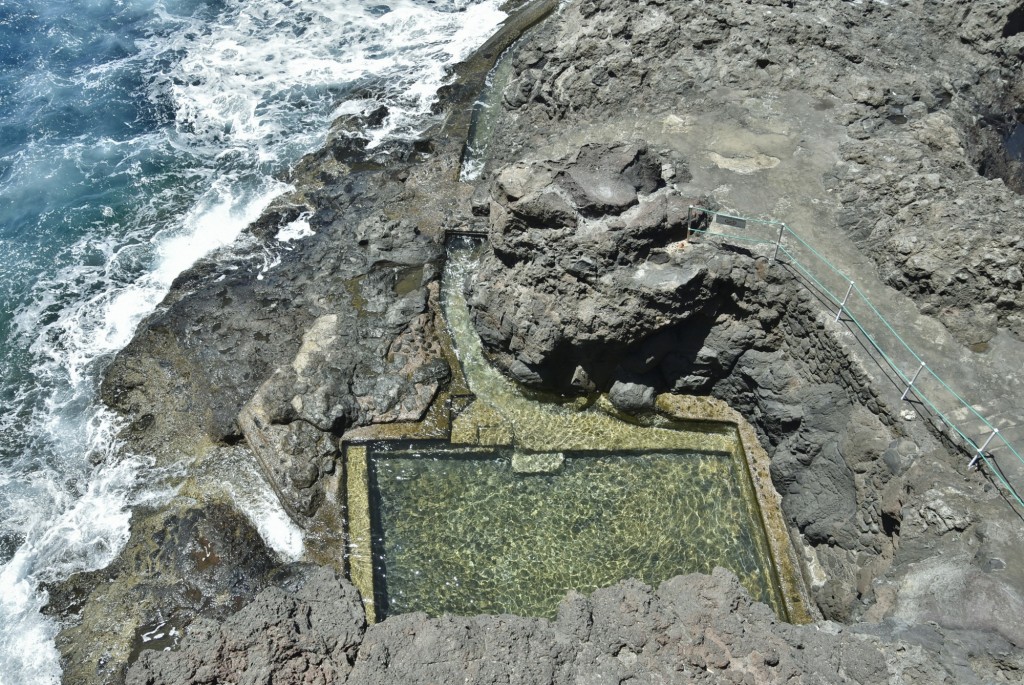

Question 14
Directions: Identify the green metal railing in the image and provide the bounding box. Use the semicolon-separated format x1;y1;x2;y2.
687;206;1024;511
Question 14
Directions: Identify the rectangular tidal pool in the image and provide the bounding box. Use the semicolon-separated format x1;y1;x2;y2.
362;442;783;620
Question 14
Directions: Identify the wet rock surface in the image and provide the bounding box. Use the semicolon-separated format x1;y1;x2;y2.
44;498;278;685
100;166;450;520
73;115;456;685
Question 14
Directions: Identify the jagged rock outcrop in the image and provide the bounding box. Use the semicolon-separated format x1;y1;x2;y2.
469;141;898;604
484;0;1024;347
127;566;1020;685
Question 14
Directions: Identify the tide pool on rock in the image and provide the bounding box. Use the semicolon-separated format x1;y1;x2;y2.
367;444;782;620
339;240;795;624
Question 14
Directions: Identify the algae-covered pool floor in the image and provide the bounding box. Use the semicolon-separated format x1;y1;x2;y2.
369;443;779;619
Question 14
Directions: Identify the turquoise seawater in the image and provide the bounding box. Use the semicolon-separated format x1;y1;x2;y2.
0;1;506;682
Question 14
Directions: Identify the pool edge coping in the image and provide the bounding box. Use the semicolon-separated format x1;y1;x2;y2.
655;394;818;624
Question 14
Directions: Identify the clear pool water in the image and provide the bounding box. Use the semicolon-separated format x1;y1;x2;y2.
368;442;781;619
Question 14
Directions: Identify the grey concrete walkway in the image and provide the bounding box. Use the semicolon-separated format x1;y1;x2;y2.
533;88;1024;509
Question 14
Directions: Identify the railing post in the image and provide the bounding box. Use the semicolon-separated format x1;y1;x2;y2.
686;205;693;241
968;428;999;470
901;361;926;401
771;223;785;263
834;281;855;323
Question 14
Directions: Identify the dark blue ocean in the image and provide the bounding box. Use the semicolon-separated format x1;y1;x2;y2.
0;1;504;681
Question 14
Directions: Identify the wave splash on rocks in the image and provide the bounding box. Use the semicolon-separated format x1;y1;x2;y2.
0;1;507;683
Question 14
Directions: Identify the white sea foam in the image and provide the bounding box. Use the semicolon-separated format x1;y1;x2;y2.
0;1;507;682
276;213;315;243
204;449;307;561
17;173;289;394
0;416;144;685
153;0;508;156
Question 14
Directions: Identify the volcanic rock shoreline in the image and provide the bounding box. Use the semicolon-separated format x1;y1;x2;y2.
48;1;1024;684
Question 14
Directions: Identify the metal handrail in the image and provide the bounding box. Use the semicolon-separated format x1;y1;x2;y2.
687;205;1024;511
